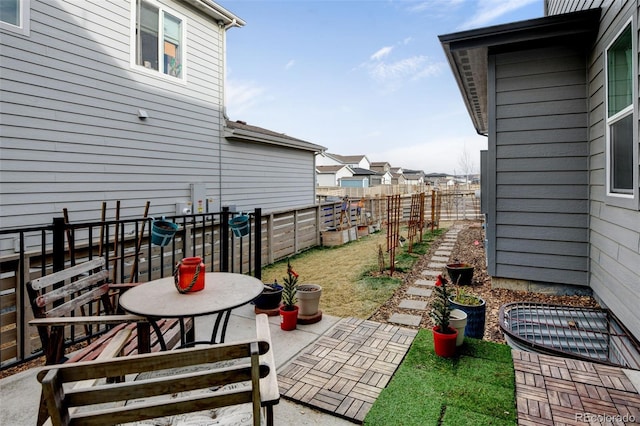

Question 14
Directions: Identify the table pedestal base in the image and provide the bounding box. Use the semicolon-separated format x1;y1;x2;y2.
297;310;322;325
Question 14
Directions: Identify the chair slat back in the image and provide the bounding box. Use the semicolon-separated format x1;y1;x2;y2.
30;258;106;291
39;340;270;426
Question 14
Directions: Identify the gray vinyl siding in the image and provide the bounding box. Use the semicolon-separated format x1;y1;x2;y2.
488;44;590;285
546;0;640;339
220;140;317;212
586;2;640;340
1;0;318;234
0;0;224;227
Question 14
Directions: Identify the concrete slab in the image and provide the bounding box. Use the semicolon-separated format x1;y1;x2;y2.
428;262;447;269
388;313;422;327
431;255;449;262
434;250;451;256
2;305;348;426
406;287;432;297
399;299;428;310
414;279;436;287
421;270;440;277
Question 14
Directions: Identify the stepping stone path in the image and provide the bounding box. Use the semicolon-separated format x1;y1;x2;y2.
389;224;464;327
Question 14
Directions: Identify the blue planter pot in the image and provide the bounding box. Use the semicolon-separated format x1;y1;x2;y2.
449;296;486;339
253;284;283;310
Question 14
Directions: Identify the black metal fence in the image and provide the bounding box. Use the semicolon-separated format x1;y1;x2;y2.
0;207;262;368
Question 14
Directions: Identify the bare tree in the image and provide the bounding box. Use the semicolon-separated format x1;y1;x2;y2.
458;144;476;189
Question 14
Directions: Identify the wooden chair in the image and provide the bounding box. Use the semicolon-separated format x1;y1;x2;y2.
37;314;279;426
28;257;190;425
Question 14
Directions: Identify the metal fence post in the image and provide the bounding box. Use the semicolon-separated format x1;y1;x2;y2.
221;207;229;272
254;208;261;280
52;217;65;273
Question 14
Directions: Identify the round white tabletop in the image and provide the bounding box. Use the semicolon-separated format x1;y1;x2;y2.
119;272;264;319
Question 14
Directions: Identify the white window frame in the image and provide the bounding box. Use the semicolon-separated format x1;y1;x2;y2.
130;0;187;82
604;18;639;209
0;0;30;36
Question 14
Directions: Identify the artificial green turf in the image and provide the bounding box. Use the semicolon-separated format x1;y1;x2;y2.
364;329;517;426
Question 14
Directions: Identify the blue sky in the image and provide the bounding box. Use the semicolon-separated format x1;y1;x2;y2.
219;0;543;174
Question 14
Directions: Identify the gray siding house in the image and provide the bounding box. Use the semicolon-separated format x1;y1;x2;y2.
0;0;323;233
440;1;640;340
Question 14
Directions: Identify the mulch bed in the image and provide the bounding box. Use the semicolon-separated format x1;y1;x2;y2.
369;220;600;343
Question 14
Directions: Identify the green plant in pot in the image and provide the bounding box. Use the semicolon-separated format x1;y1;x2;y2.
430;274;458;357
279;260;299;331
449;286;486;339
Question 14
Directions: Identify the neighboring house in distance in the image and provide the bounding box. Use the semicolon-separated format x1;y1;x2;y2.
322;154;371;170
342;168;378;188
440;0;640;340
403;169;425;185
0;0;324;233
315;152;343;167
390;167;406;185
316;165;354;187
370;162;393;185
424;172;450;187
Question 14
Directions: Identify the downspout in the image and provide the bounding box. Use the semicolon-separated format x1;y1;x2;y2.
219;18;240;210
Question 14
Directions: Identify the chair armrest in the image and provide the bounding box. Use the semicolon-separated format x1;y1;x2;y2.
29;314;146;327
255;314;279;406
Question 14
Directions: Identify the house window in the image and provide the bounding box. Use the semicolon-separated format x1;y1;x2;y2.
134;0;184;79
606;23;634;196
0;0;30;35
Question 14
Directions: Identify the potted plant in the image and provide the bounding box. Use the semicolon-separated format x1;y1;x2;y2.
449;286;486;339
279;260;299;331
253;280;283;311
430;274;458;357
446;261;474;285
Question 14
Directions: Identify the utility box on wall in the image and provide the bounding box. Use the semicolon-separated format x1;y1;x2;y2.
191;183;206;214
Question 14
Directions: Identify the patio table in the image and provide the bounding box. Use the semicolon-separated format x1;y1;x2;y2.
119;272;263;350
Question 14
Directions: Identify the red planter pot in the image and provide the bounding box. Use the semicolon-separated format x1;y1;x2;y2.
279;306;299;331
432;326;458;357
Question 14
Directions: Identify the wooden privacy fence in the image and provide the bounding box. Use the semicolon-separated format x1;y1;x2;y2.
0;190;480;368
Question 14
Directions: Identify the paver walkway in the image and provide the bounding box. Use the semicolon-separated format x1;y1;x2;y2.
514;350;640;425
389;225;462;328
277;317;418;423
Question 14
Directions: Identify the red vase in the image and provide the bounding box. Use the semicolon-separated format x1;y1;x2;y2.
432;326;458;357
279;306;299;331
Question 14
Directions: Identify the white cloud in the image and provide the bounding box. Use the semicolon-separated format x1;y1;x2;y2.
285;59;295;70
371;46;393;61
407;0;464;14
367;55;444;83
226;79;266;116
459;0;539;29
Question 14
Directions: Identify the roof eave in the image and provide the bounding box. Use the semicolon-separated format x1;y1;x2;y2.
184;0;246;27
224;127;326;153
439;8;600;136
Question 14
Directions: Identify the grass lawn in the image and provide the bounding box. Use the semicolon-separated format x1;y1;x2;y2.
364;330;517;426
260;228;444;318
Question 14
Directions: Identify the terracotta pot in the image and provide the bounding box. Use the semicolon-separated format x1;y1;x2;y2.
432;326;458;357
279;305;298;331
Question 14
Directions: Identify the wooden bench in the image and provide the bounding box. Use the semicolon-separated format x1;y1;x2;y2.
27;257;192;425
38;314;279;426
